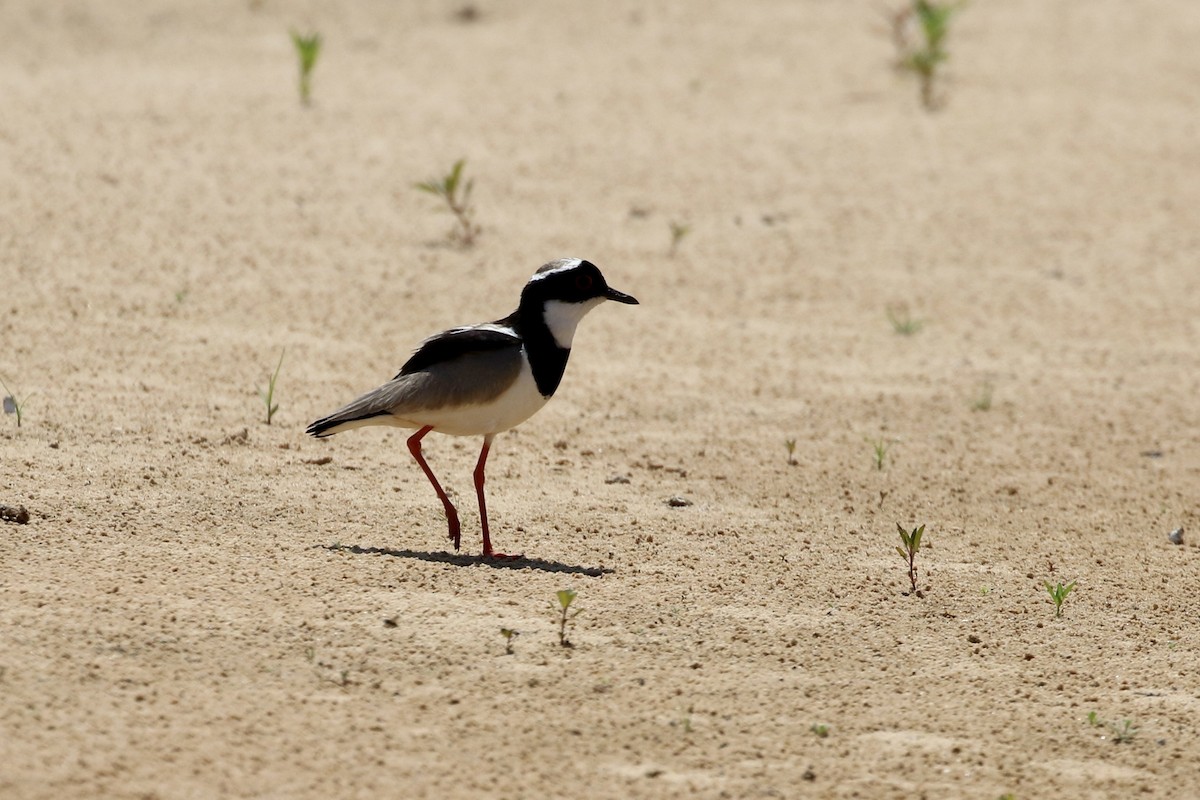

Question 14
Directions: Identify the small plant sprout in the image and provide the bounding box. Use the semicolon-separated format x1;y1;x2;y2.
259;349;285;425
555;588;581;647
971;381;994;411
891;1;963;111
866;436;892;470
810;723;830;738
0;375;33;428
1044;579;1076;618
886;304;924;335
500;627;519;655
668;221;691;256
1109;718;1138;744
896;523;925;594
784;438;798;466
290;30;322;106
1086;711;1101;727
416;158;481;247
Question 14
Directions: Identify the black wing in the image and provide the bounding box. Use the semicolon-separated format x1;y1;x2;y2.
397;324;521;377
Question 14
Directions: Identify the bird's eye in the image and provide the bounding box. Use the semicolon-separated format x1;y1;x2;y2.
575;274;593;291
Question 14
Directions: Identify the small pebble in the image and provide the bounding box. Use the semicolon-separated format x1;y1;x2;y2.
1168;527;1184;545
666;496;692;508
605;473;631;485
0;504;30;525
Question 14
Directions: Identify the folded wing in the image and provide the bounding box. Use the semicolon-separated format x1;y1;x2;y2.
306;324;523;438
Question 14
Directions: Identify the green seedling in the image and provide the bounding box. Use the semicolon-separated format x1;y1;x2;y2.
896;523;925;594
1109;718;1138;744
668;221;691;256
891;1;964;110
290;30;322;106
555;588;581;647
886;304;923;335
971;381;994;411
259;349;285;425
866;436;892;470
784;438;798;466
500;627;519;655
416;158;480;247
1044;579;1076;618
1086;711;1101;727
0;375;33;428
810;723;830;738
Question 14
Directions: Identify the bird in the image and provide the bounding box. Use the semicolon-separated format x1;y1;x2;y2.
306;258;638;559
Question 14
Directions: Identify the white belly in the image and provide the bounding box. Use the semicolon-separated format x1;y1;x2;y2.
394;354;550;436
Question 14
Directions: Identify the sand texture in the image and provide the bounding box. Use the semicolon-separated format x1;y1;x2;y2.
3;1;1200;797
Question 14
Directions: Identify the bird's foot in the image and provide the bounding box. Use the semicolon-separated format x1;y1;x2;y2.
446;516;461;551
483;550;523;562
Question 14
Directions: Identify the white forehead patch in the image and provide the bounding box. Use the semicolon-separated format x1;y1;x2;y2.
529;258;584;282
543;297;604;349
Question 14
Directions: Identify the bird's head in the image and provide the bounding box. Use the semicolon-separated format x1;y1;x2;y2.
522;259;638;349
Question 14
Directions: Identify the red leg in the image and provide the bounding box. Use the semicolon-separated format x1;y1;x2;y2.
407;426;460;550
474;434;520;560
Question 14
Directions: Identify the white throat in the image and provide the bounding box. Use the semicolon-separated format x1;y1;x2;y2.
542;298;604;349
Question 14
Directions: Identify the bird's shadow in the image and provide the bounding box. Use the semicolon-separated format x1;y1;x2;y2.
318;543;614;576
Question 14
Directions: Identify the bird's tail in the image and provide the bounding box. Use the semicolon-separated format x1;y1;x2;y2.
308;375;424;438
306;403;394;438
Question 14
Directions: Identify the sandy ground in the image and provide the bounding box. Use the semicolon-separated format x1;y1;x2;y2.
3;1;1200;797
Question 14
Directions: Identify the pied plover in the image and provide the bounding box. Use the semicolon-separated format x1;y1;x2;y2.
307;258;638;559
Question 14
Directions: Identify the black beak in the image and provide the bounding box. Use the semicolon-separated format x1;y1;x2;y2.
605;286;639;305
